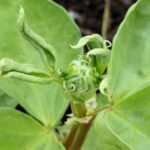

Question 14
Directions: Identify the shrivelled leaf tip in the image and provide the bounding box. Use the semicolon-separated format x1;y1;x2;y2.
17;6;58;73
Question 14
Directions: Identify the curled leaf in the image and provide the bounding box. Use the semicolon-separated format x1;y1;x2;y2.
0;58;53;84
87;48;111;75
71;34;111;75
70;34;106;50
87;48;110;57
99;76;111;101
2;72;53;84
18;7;57;73
0;58;49;75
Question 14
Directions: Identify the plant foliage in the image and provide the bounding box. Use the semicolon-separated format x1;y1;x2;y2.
0;0;149;150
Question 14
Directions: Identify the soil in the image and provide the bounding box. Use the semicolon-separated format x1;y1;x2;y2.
54;0;137;41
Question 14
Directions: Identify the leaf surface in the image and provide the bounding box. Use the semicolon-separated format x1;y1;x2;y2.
0;108;65;150
0;0;81;126
96;1;150;149
0;89;17;108
107;0;150;102
82;118;129;150
95;91;150;150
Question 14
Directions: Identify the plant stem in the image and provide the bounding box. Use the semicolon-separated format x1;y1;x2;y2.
67;118;94;150
102;0;111;39
64;101;93;150
64;101;112;149
64;123;79;149
70;102;87;117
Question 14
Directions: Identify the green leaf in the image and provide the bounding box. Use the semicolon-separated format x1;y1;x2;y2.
0;0;81;126
81;126;102;150
82;121;129;150
95;1;150;149
0;108;65;150
0;89;17;108
106;0;150;102
20;0;82;70
88;93;149;150
95;86;150;150
112;86;150;150
32;134;65;150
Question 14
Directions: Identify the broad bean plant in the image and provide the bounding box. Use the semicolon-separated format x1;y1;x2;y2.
0;0;149;150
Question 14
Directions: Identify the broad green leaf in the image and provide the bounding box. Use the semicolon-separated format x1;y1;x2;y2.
82;116;129;150
95;88;150;150
0;89;17;108
107;0;150;102
95;1;150;149
96;91;109;108
81;126;103;150
0;0;81;126
97;70;150;145
111;85;150;150
32;134;65;150
0;108;65;150
20;0;81;70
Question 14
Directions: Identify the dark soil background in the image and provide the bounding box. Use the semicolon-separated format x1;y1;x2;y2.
54;0;137;41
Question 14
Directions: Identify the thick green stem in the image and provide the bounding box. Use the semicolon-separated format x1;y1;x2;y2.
70;102;87;117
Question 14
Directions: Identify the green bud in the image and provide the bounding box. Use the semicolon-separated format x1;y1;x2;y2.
71;34;111;75
63;56;100;102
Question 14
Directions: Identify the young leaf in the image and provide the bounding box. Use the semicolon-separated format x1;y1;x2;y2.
70;34;106;50
87;48;111;75
71;34;111;75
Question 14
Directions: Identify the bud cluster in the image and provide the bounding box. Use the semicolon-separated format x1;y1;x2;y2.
63;56;100;102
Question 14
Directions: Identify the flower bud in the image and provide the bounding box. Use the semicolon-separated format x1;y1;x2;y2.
63;56;100;102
